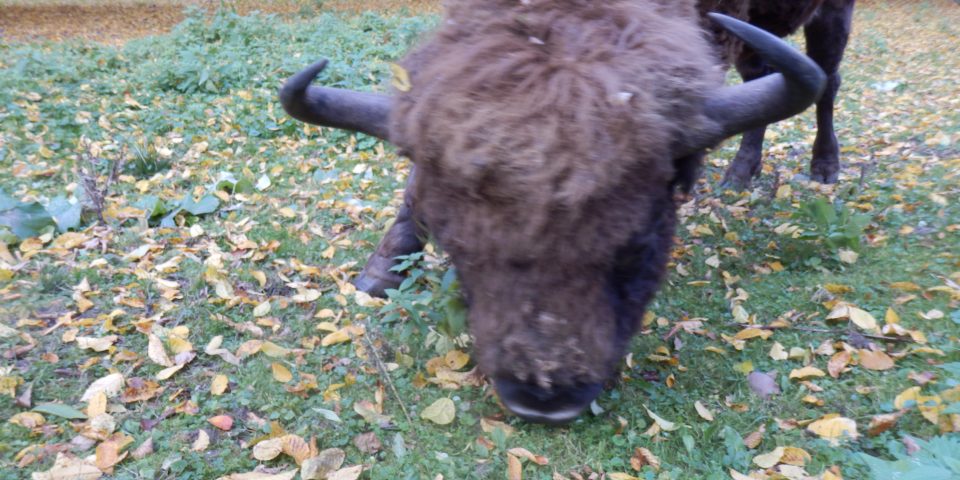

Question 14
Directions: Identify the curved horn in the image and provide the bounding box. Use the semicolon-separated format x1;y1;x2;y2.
679;13;827;156
279;59;393;141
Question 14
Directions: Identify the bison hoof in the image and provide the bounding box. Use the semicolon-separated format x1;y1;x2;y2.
720;172;753;191
809;167;839;184
353;255;404;298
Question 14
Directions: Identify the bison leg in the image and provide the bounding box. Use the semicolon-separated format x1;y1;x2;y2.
354;169;426;297
804;0;855;184
721;52;774;190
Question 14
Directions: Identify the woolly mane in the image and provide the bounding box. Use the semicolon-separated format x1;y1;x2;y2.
388;0;723;385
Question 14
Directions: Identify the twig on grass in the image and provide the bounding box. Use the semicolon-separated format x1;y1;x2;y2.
723;323;915;343
360;329;415;427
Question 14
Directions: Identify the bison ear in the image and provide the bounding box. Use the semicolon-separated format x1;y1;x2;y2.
671;152;704;194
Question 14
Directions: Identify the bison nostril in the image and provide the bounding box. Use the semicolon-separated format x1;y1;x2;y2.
494;377;602;424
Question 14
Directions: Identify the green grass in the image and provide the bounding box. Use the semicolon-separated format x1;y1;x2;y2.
1;2;959;480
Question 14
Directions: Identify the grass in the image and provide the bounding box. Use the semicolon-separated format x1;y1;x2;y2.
1;1;959;479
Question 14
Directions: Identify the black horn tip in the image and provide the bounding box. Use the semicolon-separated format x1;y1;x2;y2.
279;59;330;114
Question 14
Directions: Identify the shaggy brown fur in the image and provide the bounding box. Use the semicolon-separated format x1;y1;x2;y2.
389;0;722;386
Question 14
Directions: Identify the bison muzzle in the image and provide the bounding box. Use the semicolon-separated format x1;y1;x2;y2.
280;0;826;424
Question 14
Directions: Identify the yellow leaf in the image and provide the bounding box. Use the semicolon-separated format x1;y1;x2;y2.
694;401;714;422
216;469;298;480
421;398;456;425
884;307;901;324
806;415;858;445
167;336;193;355
848;307;878;331
780;446;811;466
389;63;412;92
192;429;210;452
858;349;895;371
789;366;826;380
507;447;549;465
608;474;640;480
734;328;773;341
769;342;789;361
254;438;284;461
272;363;293;383
236;340;263;358
253;301;271;317
300;448;346;479
321;325;365;347
156;364;185;381
734;361;754;374
32;453;102;479
643;405;679;431
281;434;312;465
837;249;858;264
76;335;118;352
753;446;784;469
9;412;45;428
87;391;108;417
261;341;291;357
251;270;267;288
480;417;515;436
211;374;229;395
729;469;753;480
444;350;470;370
147;334;174;367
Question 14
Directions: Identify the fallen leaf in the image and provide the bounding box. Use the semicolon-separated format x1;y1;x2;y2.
131;437;154;460
507;447;549;465
507;453;522;480
81;373;124;401
858;349;895;371
192;429;210;451
208;415;234;431
328;465;363;480
868;411;905;436
630;447;660;471
253;438;284;461
694;401;714;421
753;446;785;469
769;342;789;361
9;411;45;428
281;434;312;465
748;371;780;399
789;366;826;380
300;448;346;480
352;431;382;454
211;374;229;395
147;334;174;367
272;362;293;383
828;351;852;378
31;453;102;480
743;425;766;449
643;405;679;431
807;415;858;445
216;470;298;480
421;398;455;425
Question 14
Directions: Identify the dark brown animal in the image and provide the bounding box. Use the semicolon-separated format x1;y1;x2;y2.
698;0;856;188
280;0;825;423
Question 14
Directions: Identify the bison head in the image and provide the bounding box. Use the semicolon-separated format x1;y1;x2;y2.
280;2;825;424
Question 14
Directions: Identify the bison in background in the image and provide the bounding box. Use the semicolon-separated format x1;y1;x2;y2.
699;0;856;188
280;0;826;423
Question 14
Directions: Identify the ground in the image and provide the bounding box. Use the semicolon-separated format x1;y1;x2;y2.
0;1;958;479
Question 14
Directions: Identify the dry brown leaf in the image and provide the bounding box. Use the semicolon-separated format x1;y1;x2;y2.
300;448;346;480
858;349;895;371
629;447;660;471
81;373;124;401
753;446;784;469
507;453;522;480
31;453;102;480
743;425;766;449
828;351;852;378
507;447;549;465
328;465;363;480
282;434;312;465
868;411;905;436
147;334;174;367
131;437;154;460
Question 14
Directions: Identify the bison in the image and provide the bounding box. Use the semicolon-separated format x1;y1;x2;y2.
700;0;856;188
280;0;826;423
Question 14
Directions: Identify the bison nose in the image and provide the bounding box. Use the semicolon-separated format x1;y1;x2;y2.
494;377;602;424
